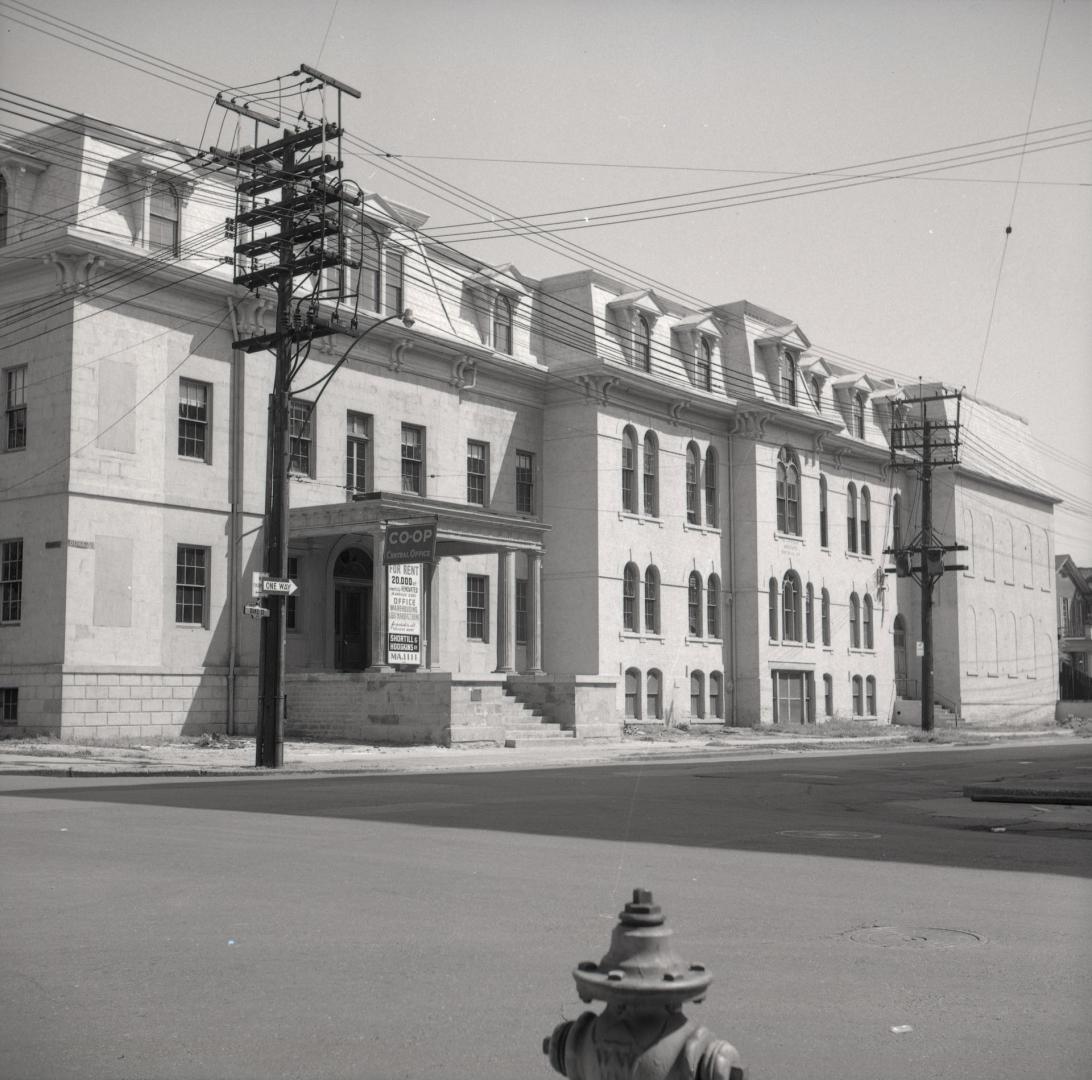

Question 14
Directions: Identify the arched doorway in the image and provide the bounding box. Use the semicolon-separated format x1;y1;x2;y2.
893;613;909;696
333;547;373;670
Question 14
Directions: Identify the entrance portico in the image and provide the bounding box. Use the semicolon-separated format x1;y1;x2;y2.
288;491;549;676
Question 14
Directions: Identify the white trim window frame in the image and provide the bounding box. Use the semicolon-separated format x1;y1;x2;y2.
178;377;210;462
4;364;26;451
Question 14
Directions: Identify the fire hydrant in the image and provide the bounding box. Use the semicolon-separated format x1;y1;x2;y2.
542;888;745;1080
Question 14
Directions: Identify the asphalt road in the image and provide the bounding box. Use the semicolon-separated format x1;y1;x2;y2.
2;743;1090;1080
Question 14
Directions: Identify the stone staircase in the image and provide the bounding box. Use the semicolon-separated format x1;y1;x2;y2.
449;682;575;748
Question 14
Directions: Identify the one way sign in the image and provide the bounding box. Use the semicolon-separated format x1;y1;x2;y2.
252;572;299;599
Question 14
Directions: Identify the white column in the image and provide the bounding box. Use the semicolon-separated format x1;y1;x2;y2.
528;550;544;674
367;530;392;672
495;549;516;673
425;559;442;670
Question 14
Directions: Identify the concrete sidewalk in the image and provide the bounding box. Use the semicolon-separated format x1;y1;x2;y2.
0;727;1083;779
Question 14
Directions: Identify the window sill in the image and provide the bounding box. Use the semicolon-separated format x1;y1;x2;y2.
619;512;664;528
774;531;803;543
685;636;722;646
987;672;999;679
620;632;665;644
683;523;720;536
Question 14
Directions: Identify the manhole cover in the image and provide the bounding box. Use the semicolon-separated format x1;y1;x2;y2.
846;926;986;949
778;829;881;839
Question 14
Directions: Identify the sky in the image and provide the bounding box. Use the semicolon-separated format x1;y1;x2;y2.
2;0;1090;560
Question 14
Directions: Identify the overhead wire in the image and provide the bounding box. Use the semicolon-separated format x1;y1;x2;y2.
2;35;1083;532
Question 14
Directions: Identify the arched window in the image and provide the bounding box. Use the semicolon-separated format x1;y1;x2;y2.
706;573;720;638
852;675;864;716
853;392;866;438
849;592;861;649
1022;614;1036;675
709;672;724;719
865;676;876;716
0;174;9;246
846;483;859;553
805;583;815;644
704;446;718;526
383;245;405;314
149;181;179;254
690;671;705;718
782;571;802;641
624;668;641;719
894;613;908;687
621;427;638;513
646;669;662;720
688;572;703;636
359;226;381;310
644;566;659;634
781;352;797;405
492;294;513;355
821;588;831;646
893;493;902;552
635;314;652;371
768;577;779;639
642;432;659;517
999;519;1013;583
1022;524;1034;587
686;443;701;524
811;374;822;412
964;607;978;676
860;487;872;556
823;674;833;716
697;339;712;391
863;594;874;649
819;475;829;547
623;563;640;632
776;447;801;536
982;514;996;581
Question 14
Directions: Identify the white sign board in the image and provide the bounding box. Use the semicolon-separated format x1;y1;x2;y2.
387;563;422;665
915;641;925;658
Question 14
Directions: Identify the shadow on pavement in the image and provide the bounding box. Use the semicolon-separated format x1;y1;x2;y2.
4;744;1091;878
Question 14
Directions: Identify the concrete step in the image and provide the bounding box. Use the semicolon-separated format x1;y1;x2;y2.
504;728;576;748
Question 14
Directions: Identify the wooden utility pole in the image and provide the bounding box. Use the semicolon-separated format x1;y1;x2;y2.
211;69;361;767
885;388;967;733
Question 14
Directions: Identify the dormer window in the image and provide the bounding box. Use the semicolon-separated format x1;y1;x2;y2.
853;391;866;438
0;148;48;247
607;290;664;372
810;374;822;411
697;339;712;391
493;294;513;355
634;314;652;372
831;375;872;439
781;351;798;405
468;264;527;355
149;181;179;255
673;313;720;391
115;151;195;256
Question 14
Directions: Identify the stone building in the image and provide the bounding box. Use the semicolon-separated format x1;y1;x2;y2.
0;114;1059;742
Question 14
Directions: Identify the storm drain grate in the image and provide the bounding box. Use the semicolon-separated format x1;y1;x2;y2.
845;925;986;949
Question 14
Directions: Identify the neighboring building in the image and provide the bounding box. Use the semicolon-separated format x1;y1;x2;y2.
1057;555;1092;700
0;114;1060;741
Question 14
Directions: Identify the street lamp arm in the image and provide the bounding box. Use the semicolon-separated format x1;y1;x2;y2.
291;308;415;401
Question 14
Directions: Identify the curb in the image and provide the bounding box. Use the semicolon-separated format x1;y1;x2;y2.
963;782;1092;806
0;731;1078;780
